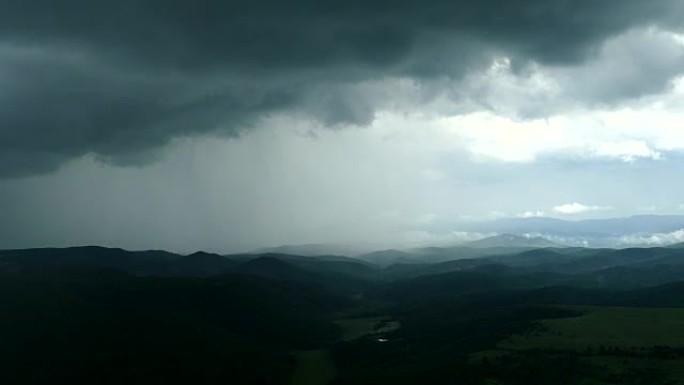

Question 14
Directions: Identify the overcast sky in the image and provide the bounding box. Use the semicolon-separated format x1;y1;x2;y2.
2;0;684;252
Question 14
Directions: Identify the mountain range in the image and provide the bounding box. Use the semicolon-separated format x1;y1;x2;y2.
3;238;684;384
454;215;684;247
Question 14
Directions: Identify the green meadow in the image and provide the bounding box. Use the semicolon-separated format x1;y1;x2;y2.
499;306;684;350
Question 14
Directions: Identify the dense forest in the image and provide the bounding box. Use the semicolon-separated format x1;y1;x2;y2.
2;243;684;384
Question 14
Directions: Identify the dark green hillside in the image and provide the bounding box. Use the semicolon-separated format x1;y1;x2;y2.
562;265;684;289
0;266;347;385
371;270;547;303
169;251;238;276
357;249;415;266
0;247;240;277
279;258;379;281
234;256;318;280
4;244;684;385
234;254;379;281
668;241;684;248
0;246;180;275
232;256;379;296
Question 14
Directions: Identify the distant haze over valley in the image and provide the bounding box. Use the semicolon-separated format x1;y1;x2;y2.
251;215;684;256
450;214;684;248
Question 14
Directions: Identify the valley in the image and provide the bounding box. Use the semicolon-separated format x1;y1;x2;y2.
3;238;684;384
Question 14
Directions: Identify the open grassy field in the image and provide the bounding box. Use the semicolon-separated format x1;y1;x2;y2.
478;307;684;384
334;317;387;341
334;316;400;341
290;316;401;385
499;306;684;350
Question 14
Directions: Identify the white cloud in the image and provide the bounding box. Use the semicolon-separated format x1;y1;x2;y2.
518;210;546;218
452;28;684;118
618;229;684;246
428;28;684;165
442;111;675;164
553;202;611;215
588;140;662;163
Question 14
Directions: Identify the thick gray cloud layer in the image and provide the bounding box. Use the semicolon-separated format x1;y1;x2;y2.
1;0;684;177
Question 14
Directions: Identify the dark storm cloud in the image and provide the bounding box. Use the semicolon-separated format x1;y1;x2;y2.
2;0;681;70
1;0;683;177
0;45;301;176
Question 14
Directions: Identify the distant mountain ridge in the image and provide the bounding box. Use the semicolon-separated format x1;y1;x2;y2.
454;215;684;247
462;234;565;248
3;242;684;292
0;246;236;277
248;243;373;257
356;235;564;266
463;215;684;236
